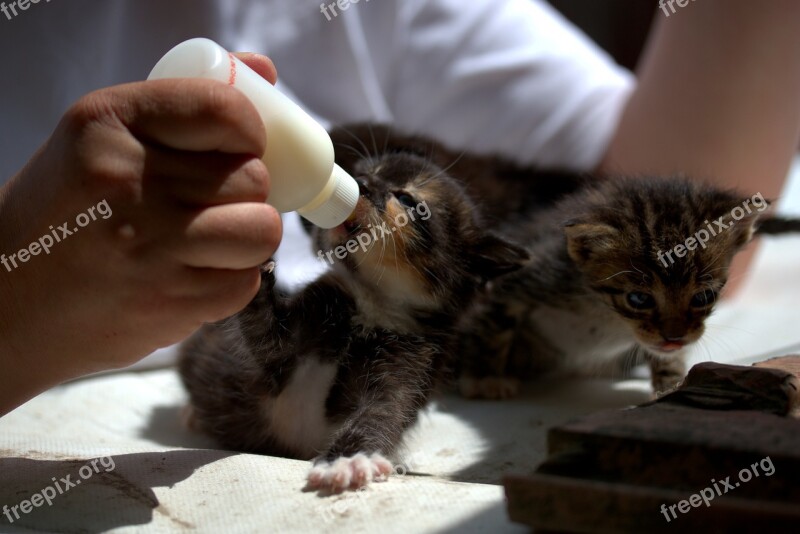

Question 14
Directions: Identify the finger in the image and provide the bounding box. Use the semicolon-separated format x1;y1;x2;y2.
74;79;267;155
169;203;282;269
142;145;270;206
177;266;263;321
233;53;278;85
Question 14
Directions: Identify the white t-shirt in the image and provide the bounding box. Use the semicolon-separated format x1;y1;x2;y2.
0;0;633;285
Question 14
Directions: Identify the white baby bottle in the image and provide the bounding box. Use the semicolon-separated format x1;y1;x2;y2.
148;38;359;228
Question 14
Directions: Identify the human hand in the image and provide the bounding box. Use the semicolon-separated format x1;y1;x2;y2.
0;54;280;413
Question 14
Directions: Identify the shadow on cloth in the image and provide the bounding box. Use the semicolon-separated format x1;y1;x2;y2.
0;449;236;533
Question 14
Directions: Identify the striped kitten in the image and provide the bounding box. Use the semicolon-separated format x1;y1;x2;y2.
178;126;527;492
459;175;799;398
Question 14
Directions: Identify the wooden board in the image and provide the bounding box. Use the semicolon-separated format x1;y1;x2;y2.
504;358;800;532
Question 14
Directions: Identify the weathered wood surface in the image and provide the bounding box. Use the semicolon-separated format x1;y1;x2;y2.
654;360;799;415
504;358;800;532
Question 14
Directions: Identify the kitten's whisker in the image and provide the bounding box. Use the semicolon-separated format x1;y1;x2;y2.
388;221;401;276
696;331;739;363
368;124;379;157
694;339;714;364
382;125;390;154
339;126;373;161
598;270;635;282
704;322;757;336
339;143;369;161
417;151;467;188
370;213;389;285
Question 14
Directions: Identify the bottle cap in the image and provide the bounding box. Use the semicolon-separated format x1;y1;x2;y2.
297;164;359;228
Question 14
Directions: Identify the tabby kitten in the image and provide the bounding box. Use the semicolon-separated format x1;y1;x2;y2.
459;175;798;397
178;126;527;492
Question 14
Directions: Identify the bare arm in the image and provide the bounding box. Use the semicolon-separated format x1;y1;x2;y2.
600;0;800;290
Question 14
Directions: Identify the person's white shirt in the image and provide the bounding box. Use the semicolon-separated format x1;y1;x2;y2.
0;0;632;178
0;0;633;295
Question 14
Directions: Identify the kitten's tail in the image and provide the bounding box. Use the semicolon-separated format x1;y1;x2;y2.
756;216;800;235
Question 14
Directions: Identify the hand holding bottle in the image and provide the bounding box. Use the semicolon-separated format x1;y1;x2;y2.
0;54;282;415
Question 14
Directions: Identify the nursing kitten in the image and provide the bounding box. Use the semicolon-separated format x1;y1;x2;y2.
178;126;527;492
459;176;800;398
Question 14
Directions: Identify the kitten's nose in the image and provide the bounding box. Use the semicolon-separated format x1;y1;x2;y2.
660;320;687;343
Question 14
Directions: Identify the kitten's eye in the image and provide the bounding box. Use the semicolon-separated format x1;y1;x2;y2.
691;289;717;308
626;291;655;310
394;191;417;208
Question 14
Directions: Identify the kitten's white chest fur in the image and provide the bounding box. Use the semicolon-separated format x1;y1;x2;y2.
527;299;636;372
262;356;337;459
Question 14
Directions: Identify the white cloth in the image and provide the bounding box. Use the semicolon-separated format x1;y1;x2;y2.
0;0;633;182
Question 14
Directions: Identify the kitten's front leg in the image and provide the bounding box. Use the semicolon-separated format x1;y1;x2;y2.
236;260;295;360
306;350;434;492
646;350;687;396
306;396;416;492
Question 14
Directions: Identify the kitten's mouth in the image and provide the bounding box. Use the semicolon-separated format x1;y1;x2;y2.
331;198;369;238
654;341;686;353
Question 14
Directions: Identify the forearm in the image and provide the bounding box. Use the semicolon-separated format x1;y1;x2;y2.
601;0;800;196
0;276;82;417
0;289;46;417
0;178;75;416
0;347;67;417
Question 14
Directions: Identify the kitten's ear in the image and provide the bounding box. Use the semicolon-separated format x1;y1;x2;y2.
715;193;773;248
726;212;763;248
564;222;620;264
470;233;530;280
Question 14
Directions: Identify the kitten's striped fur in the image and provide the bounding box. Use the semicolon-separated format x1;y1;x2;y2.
460;176;789;395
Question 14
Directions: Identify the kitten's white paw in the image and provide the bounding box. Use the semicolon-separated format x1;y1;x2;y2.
459;376;520;400
308;453;393;491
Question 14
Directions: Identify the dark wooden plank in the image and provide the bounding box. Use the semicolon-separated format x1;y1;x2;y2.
654;361;799;415
504;360;800;531
505;472;800;533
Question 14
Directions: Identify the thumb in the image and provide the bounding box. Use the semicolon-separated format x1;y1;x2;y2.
233;52;278;85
